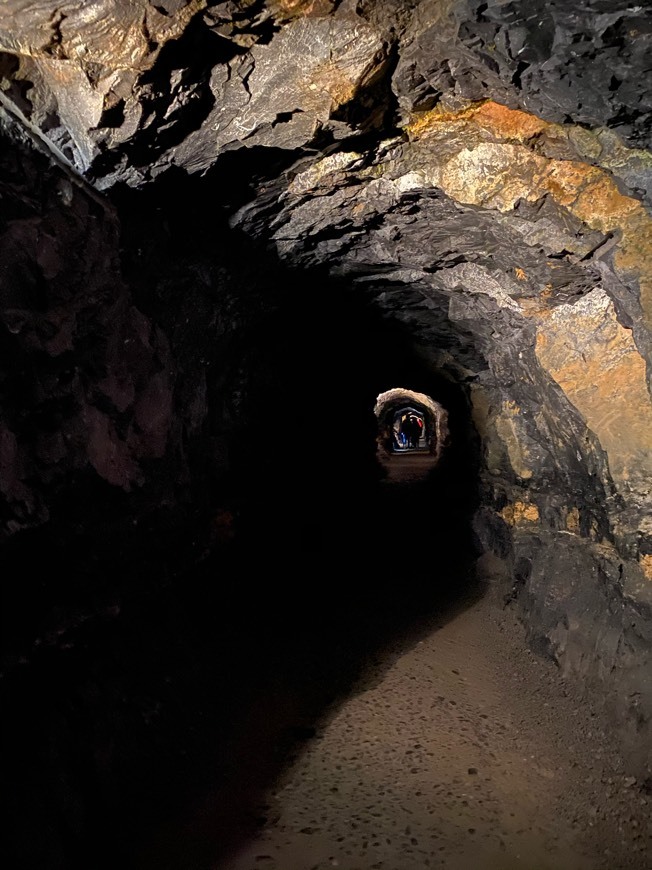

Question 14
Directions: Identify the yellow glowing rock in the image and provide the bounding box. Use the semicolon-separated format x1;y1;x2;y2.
535;290;652;495
566;507;581;534
271;0;336;17
640;554;652;582
1;0;207;75
405;100;549;143
500;501;540;526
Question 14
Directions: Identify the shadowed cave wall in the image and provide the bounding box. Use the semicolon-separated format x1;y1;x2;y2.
1;0;652;864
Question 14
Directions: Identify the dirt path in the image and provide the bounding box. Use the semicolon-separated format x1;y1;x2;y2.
207;452;651;870
217;584;651;870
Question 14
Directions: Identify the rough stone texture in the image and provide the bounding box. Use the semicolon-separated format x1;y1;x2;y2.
456;0;652;150
0;1;209;171
514;531;652;776
167;12;387;174
1;0;651;807
535;289;652;524
394;0;652;152
0;114;173;523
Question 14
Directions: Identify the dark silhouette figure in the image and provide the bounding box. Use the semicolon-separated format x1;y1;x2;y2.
400;415;422;449
412;416;423;447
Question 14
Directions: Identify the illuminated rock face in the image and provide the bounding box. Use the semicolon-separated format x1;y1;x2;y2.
0;1;651;768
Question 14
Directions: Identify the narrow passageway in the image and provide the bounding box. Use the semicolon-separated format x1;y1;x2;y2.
3;382;650;870
123;429;483;870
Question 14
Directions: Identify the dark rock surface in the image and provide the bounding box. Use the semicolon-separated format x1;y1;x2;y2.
510;529;652;775
456;0;652;150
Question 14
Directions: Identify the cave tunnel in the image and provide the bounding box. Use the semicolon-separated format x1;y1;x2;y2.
1;2;652;870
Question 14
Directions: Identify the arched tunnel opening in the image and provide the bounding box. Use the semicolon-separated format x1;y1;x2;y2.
374;388;449;457
1;2;652;870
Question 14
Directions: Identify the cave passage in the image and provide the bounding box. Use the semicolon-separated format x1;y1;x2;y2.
1;269;488;870
2;155;650;870
4;270;648;869
2;1;652;860
3;394;484;870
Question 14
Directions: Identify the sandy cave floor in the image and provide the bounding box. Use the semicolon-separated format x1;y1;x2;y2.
215;582;651;870
209;453;652;870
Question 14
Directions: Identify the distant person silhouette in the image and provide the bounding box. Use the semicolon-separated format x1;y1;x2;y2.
409;416;421;448
414;416;423;447
399;416;411;448
400;415;421;449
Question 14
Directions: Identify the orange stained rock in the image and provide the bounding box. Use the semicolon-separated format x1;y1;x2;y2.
566;507;581;534
502;400;522;418
404;99;652;328
540;163;652;329
309;60;358;108
405;102;485;139
535;292;652;490
540;161;652;328
500;501;540;526
405;99;549;143
272;0;336;17
641;554;652;582
539;159;603;208
570;172;642;229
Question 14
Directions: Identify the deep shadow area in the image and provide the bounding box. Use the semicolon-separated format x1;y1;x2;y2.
2;367;484;870
1;154;486;870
